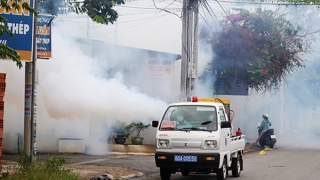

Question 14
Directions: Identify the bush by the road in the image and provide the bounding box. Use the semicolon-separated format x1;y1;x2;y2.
1;152;84;180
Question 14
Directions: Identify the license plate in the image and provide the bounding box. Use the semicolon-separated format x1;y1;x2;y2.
174;155;197;162
271;135;276;139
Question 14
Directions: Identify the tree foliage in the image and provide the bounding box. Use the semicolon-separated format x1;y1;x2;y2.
36;0;68;15
37;0;125;25
200;7;314;92
266;0;320;6
0;0;36;68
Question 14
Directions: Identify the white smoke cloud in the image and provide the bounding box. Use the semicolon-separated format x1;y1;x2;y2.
36;22;169;154
2;1;320;155
2;12;178;154
195;3;320;145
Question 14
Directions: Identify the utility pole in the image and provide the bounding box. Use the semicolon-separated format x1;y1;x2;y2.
24;53;36;162
30;17;37;163
180;0;187;100
180;0;199;100
24;2;37;163
24;63;32;156
192;1;199;96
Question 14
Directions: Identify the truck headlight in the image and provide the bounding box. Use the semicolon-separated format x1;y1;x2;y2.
204;140;217;149
157;139;169;148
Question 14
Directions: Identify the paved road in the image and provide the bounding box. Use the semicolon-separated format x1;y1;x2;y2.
4;135;320;180
2;143;260;179
130;136;320;180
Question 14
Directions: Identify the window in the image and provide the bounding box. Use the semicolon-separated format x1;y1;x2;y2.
160;105;218;131
219;107;227;122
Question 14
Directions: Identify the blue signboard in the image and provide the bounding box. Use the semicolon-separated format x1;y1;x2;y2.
0;0;35;61
36;14;55;59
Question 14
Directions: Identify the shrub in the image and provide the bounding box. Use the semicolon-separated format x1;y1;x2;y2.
3;152;84;180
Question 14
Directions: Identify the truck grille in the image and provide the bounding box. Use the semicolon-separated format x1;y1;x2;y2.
171;138;202;149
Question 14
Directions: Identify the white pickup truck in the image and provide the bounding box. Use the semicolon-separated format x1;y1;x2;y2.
152;96;245;180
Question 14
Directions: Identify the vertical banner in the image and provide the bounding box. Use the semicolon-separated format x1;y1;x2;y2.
0;0;35;61
36;14;55;59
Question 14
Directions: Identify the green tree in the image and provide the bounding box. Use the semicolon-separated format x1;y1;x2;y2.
37;0;125;25
267;0;320;5
199;7;316;93
0;0;36;68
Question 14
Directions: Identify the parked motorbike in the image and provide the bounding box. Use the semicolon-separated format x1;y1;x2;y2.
257;123;277;148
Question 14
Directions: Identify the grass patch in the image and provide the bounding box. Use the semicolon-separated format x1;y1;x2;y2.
1;152;85;180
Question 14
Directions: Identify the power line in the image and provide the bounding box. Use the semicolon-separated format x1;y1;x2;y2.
209;0;320;6
216;0;243;38
199;0;223;31
58;0;320;39
88;11;178;36
85;0;182;35
152;0;182;18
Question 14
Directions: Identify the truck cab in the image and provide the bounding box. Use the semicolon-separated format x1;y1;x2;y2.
152;96;245;180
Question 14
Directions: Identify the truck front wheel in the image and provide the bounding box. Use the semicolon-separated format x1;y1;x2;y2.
217;158;227;180
181;169;190;176
160;167;171;180
232;154;241;177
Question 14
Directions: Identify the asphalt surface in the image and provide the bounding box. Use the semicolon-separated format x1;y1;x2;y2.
2;142;264;180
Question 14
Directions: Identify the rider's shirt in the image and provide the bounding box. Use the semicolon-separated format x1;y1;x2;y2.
260;119;270;130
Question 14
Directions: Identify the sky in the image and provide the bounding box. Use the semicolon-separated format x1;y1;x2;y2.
58;0;184;54
1;0;320;154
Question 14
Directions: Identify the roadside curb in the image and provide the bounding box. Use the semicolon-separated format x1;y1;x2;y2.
108;143;261;155
108;144;156;155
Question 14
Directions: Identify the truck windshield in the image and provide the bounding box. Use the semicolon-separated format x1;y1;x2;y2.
159;105;217;131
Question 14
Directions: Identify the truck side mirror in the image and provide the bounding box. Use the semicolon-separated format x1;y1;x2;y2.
152;120;159;128
221;121;231;128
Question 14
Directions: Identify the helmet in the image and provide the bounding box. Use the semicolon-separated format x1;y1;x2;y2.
262;114;268;118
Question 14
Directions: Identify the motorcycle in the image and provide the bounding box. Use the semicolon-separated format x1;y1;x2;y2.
257;123;277;148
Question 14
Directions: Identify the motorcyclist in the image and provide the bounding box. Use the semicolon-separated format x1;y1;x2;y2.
253;113;272;145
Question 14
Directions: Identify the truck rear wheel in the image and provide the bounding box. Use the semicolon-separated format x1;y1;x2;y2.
181;169;190;176
259;139;265;147
217;158;227;180
160;167;171;180
269;142;274;148
232;154;241;177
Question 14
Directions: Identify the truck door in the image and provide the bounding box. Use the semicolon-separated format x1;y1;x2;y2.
219;106;231;150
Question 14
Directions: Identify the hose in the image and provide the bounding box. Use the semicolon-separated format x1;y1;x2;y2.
230;110;235;122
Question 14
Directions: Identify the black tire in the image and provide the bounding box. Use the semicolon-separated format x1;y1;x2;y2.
217;158;227;180
267;136;275;148
272;139;277;147
181;169;190;176
160;167;171;180
259;139;265;148
232;154;241;177
269;142;274;148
